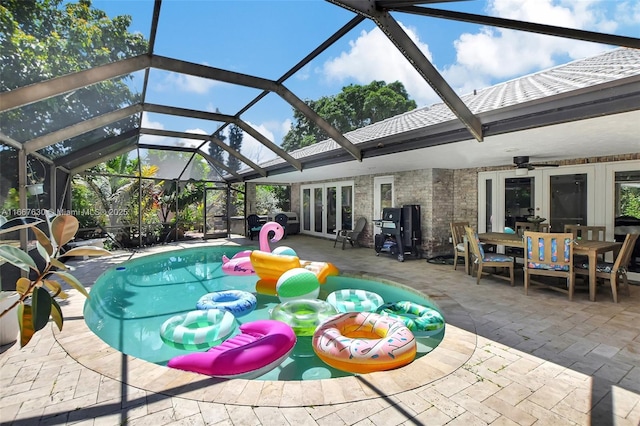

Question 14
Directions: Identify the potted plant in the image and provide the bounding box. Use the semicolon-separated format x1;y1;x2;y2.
0;213;111;347
26;158;46;195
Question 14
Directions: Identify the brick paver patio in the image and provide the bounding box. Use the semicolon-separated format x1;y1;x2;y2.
1;235;639;425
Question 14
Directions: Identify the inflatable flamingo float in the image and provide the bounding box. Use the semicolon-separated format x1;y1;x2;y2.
221;222;285;275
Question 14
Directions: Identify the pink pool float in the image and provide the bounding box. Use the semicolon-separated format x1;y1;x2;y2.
221;222;286;276
167;320;296;379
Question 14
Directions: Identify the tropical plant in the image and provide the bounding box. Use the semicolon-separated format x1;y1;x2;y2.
0;213;110;347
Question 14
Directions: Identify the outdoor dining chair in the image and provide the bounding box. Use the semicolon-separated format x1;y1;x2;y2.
450;221;468;271
523;231;575;300
465;226;515;286
564;225;606;241
574;233;639;303
515;221;549;235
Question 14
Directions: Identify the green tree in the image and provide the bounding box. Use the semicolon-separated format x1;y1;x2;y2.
227;124;243;172
620;186;640;218
282;81;416;151
1;0;148;220
0;0;148;145
208;130;226;178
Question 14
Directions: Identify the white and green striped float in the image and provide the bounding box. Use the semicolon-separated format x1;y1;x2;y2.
326;289;384;313
160;309;237;350
376;301;445;336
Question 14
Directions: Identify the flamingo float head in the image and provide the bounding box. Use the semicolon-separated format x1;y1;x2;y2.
258;221;285;252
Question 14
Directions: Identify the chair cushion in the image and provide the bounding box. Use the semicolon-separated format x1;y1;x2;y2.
575;261;623;274
456;242;465;252
250;226;263;232
473;232;485;258
527;237;572;262
483;253;513;262
527;262;570;271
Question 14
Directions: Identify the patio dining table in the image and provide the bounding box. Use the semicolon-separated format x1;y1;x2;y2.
473;232;622;302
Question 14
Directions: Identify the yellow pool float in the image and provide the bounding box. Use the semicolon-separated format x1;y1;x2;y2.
250;251;339;294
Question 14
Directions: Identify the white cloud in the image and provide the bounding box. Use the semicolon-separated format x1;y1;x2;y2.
239;122;279;164
615;1;640;26
141;113;164;130
322;0;622;107
139;113;167;145
447;0;618;90
154;72;218;94
322;24;438;107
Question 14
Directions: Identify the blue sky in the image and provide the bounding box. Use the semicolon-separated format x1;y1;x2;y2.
92;0;640;164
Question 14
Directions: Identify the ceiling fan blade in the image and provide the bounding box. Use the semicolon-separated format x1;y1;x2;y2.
528;163;559;167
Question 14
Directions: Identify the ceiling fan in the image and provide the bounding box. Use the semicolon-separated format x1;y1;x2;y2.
513;156;559;170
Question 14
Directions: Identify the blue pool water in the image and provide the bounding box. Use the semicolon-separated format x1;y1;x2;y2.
84;246;445;381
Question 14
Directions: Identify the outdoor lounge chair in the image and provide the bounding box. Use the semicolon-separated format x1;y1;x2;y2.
334;217;367;250
274;213;288;239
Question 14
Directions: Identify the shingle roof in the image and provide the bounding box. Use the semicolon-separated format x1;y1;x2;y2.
256;47;640;169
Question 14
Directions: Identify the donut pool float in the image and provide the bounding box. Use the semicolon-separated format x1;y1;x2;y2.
376;301;445;336
270;299;338;336
312;311;416;373
160;309;237;351
196;290;257;317
167;320;296;379
326;289;384;313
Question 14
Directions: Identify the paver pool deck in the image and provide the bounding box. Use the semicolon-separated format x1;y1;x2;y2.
1;234;639;425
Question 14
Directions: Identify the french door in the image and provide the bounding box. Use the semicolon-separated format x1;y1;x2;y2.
300;181;353;238
478;165;595;234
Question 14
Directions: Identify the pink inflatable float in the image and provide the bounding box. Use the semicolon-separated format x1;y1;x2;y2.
167;320;296;379
221;222;285;276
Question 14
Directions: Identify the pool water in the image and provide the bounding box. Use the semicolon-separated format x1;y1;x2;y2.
84;246;445;381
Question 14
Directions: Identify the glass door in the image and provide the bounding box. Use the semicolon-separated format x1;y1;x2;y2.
504;177;536;232
373;176;394;242
301;184;323;235
605;161;640;277
541;166;594;232
300;181;353;238
313;187;323;233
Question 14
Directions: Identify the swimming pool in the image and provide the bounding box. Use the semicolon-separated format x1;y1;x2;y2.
84;246;445;381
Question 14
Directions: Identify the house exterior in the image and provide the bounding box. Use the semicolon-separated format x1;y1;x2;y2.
243;48;640;260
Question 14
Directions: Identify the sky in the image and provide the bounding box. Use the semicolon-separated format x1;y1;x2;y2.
92;0;640;166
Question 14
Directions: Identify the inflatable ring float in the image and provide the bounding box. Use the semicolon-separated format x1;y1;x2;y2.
376;301;445;336
270;299;338;336
312;311;416;373
326;289;384;313
160;309;237;350
196;290;257;317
